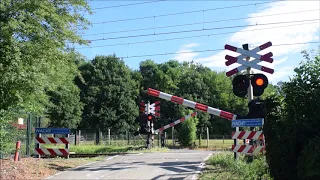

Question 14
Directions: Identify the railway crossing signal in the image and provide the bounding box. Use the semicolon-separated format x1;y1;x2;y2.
224;41;273;160
225;41;272;98
137;101;159;149
140;101;160;117
224;41;274;77
232;73;269;97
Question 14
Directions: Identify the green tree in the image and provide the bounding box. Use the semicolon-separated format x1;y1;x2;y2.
46;83;83;129
264;48;320;180
138;60;183;130
0;0;91;111
0;0;91;154
76;55;139;133
45;52;85;129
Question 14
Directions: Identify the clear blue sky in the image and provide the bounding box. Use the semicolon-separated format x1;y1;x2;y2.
75;0;320;84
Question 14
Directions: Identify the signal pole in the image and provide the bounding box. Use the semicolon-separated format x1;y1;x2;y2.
244;43;254;130
243;44;255;162
146;101;151;149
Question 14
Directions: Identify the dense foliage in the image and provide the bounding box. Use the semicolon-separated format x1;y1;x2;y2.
75;55;139;133
264;49;320;180
0;0;91;155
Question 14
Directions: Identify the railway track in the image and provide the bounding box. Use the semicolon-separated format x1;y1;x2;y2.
69;152;129;158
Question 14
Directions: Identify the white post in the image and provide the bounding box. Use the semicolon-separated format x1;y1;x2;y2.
79;130;81;145
207;127;209;148
108;128;110;146
165;132;167;145
172;126;174;146
158;132;160;147
146;101;151;149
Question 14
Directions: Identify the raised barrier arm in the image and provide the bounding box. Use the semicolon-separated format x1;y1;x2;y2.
154;112;197;134
147;88;237;120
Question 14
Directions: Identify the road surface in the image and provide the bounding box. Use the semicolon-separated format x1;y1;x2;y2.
46;149;216;180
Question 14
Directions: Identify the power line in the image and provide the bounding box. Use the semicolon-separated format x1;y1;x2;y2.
91;0;166;10
83;9;319;36
76;21;318;49
91;1;275;25
86;19;320;42
118;41;319;59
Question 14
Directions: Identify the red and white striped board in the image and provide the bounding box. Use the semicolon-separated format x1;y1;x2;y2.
154;112;197;134
147;88;237;120
232;131;264;140
232;145;265;155
224;41;274;77
35;137;70;144
34;148;69;156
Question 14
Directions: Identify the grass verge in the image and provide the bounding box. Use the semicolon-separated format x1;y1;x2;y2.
42;144;169;154
199;152;272;180
0;156;105;180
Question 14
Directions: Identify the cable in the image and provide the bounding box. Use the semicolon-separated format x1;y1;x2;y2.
91;0;166;10
86;19;320;42
91;1;275;24
77;21;318;49
121;49;224;59
118;41;319;59
83;9;319;36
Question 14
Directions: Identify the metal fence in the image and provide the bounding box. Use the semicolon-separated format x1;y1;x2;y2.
68;128;235;149
1;127;238;160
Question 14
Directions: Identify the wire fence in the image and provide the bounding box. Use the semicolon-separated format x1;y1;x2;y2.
65;129;236;149
1;127;241;159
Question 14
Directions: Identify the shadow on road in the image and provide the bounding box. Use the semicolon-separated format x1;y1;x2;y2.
70;160;200;176
47;163;73;171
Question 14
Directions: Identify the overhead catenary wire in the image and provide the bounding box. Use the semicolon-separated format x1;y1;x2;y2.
86;19;320;42
91;1;276;24
91;0;166;10
76;21;318;49
83;9;319;36
117;41;320;59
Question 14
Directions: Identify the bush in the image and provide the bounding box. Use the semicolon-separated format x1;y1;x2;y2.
264;50;320;180
178;111;198;147
297;136;320;179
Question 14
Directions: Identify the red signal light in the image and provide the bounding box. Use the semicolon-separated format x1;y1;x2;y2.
255;78;264;86
251;74;269;96
147;115;153;120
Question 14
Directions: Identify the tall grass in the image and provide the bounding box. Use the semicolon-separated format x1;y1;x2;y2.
201;152;272;180
41;144;168;154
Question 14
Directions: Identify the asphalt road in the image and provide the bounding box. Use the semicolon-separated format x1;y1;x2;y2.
45;149;216;180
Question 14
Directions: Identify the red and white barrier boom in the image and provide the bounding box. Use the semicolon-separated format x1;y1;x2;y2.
147;88;237;120
154;112;198;134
